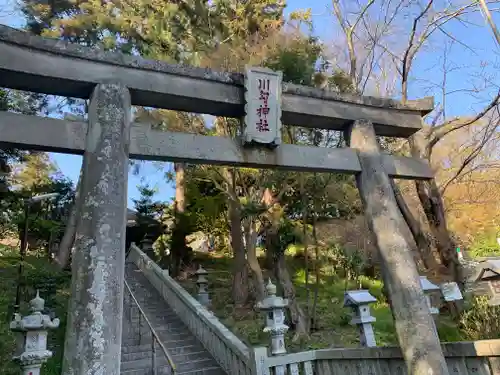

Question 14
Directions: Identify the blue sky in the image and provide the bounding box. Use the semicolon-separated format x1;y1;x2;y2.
1;0;499;207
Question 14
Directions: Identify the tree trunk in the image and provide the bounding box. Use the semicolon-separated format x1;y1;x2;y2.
310;214;320;332
55;170;83;269
415;178;463;283
228;197;249;307
244;218;265;302
391;179;440;272
170;162;190;277
272;239;309;341
262;201;309;341
346;119;449;375
409;134;463;284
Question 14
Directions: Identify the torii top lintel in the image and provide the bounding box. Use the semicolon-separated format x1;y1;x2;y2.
0;24;433;138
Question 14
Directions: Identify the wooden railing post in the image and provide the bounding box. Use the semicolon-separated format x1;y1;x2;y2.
62;82;131;375
345;119;449;375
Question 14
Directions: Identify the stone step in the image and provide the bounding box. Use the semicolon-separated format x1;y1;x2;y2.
157;331;192;341
167;344;206;356
121;350;169;363
176;367;226;375
120;369;153;375
127;320;186;332
122;365;224;375
129;315;183;325
121;358;173;372
122;347;209;364
177;358;220;373
120;366;172;375
122;340;205;356
171;350;213;364
161;337;200;349
122;263;227;375
122;324;190;340
122;343;158;353
122;356;218;373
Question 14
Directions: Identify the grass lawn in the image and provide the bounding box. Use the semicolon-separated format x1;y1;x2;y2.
0;244;70;375
179;250;464;352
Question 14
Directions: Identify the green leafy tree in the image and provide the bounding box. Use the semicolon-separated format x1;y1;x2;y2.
132;184;165;222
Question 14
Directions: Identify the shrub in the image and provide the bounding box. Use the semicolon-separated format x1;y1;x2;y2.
459;296;500;340
468;230;500;258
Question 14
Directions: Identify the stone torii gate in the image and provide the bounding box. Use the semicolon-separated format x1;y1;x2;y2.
0;25;448;375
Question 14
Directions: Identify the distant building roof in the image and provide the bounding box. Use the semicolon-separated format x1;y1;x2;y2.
471;258;500;283
126;208;161;227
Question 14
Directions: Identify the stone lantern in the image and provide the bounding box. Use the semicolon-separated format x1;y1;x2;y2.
343;290;377;347
255;279;289;356
195;265;210;306
10;291;60;375
419;276;440;315
470;259;500;305
140;234;155;259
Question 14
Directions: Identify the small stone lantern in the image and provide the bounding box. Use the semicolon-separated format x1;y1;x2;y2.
470;259;500;305
195;265;210;306
10;291;60;375
255;279;289;356
140;234;155;259
343;290;377;347
419;276;440;315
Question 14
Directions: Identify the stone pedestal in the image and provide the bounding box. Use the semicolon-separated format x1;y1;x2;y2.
62;83;131;375
10;291;60;375
345;120;449;375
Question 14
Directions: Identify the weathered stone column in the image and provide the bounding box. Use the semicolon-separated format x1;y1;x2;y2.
62;83;131;375
345;120;449;375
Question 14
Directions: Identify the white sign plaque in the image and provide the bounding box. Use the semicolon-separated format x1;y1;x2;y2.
440;282;463;302
243;66;282;147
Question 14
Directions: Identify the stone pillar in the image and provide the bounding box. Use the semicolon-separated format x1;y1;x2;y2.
345;120;449;375
62;83;131;375
10;291;60;375
195;265;210;306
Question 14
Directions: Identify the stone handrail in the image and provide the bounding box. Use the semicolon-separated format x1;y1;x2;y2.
253;339;500;375
128;243;254;375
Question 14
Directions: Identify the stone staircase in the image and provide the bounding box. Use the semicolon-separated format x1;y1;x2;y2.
121;263;227;375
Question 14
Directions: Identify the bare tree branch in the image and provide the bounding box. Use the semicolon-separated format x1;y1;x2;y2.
429;88;500;148
439;116;499;194
479;0;500;46
332;0;375;90
401;0;434;102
